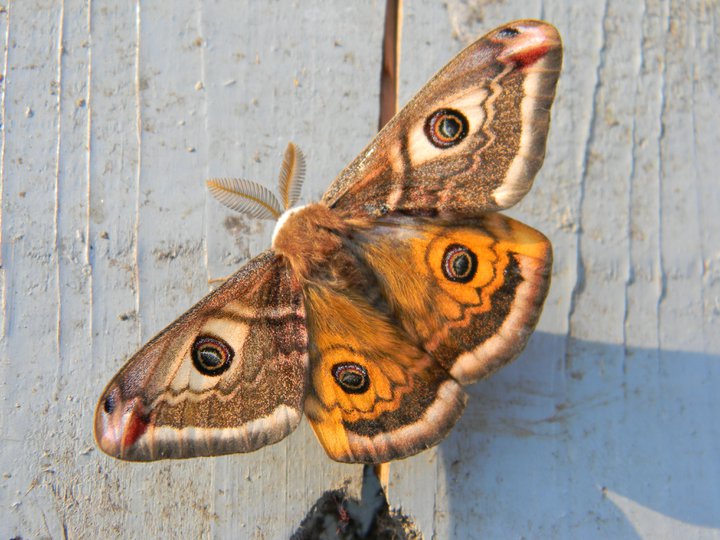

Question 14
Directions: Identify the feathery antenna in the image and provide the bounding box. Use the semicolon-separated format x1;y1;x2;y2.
207;143;305;220
206;178;283;220
278;142;306;210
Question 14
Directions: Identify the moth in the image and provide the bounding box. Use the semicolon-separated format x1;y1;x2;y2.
94;20;562;464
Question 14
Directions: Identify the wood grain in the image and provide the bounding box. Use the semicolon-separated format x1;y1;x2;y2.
1;1;718;538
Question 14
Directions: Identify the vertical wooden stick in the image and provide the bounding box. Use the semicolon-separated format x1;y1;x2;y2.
374;462;391;498
378;0;402;130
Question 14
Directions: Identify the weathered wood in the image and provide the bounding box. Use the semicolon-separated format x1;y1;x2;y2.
1;1;718;538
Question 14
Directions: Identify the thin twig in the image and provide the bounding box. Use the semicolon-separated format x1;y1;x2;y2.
378;0;402;130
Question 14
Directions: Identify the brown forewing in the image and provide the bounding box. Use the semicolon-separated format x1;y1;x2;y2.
323;20;562;218
94;251;309;461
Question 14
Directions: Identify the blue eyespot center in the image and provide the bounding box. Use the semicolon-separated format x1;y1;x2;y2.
103;394;116;414
498;27;520;38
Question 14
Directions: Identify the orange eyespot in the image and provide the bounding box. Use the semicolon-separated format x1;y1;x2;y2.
332;363;369;394
192;335;233;376
442;244;477;283
424;108;469;148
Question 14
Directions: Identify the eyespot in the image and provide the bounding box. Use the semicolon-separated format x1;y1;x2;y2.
424;108;469;149
442;244;478;283
498;27;520;38
103;394;116;414
192;335;234;376
332;363;370;394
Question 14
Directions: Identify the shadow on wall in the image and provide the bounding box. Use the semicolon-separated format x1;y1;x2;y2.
440;331;720;538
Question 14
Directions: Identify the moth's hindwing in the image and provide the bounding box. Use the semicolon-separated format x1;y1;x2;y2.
323;20;562;218
94;251;308;461
351;214;552;385
302;283;467;464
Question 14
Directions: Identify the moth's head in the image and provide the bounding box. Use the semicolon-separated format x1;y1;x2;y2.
271;203;350;279
271;204;307;246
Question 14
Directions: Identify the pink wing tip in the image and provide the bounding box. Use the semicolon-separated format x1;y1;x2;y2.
494;20;562;69
94;390;149;460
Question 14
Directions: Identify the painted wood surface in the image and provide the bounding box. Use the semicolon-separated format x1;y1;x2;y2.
1;1;718;538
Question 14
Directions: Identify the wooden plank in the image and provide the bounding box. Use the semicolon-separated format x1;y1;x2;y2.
0;1;65;536
1;0;719;538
